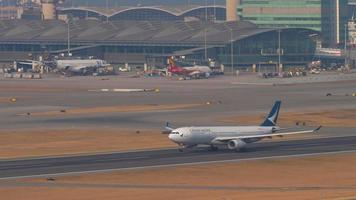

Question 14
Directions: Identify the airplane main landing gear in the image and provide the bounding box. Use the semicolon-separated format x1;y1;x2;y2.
209;145;219;151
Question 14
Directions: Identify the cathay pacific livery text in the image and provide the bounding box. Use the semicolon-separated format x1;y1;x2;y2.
164;101;322;152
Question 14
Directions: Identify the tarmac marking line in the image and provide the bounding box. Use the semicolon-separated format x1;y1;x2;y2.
1;149;356;181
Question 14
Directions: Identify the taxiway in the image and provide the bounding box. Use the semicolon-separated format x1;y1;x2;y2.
1;135;356;180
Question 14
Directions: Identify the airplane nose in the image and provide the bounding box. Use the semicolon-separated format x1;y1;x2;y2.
168;134;176;141
169;133;180;143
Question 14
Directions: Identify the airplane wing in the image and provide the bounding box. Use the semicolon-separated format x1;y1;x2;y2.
213;126;322;142
61;65;96;73
162;122;174;134
18;60;42;65
188;70;203;76
73;65;96;70
18;62;33;65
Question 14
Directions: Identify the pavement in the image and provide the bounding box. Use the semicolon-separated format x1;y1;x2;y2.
1;135;356;180
1;75;356;180
1;75;356;130
234;71;356;85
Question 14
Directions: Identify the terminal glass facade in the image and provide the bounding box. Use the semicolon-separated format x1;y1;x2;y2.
240;0;322;31
217;29;316;69
0;29;316;69
321;0;349;47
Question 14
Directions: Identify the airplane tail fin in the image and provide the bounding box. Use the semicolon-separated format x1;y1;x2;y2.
168;58;175;68
260;101;281;127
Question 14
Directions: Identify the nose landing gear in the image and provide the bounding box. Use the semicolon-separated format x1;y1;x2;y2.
177;144;197;152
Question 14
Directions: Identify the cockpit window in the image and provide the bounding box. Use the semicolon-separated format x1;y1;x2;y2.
171;132;179;135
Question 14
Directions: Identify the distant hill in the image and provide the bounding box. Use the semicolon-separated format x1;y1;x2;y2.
64;0;225;7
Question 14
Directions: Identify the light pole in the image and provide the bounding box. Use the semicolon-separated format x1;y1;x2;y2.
344;24;347;67
67;19;71;56
230;28;234;75
204;0;208;61
213;0;216;22
205;0;208;21
278;29;281;73
204;28;207;61
0;0;3;20
86;0;89;19
106;0;109;23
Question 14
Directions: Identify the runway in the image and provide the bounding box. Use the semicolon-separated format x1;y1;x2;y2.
1;135;356;180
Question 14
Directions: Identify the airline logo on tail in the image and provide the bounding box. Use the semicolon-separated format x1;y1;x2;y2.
168;58;175;68
261;101;281;127
168;58;185;74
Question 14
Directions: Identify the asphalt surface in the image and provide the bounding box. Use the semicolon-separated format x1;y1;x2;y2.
1;75;356;181
1;76;356;129
1;135;356;180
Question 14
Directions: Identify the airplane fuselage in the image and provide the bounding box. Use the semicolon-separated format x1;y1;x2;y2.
185;66;212;73
168;64;212;78
169;126;277;147
56;59;108;72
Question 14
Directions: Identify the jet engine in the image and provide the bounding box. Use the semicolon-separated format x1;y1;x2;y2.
227;139;246;150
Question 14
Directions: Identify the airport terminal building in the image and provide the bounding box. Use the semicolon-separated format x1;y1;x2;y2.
58;6;227;22
57;0;351;49
0;19;318;71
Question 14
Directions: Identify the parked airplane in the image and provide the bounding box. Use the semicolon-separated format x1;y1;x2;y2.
165;101;321;152
14;60;44;72
55;59;110;75
167;58;212;78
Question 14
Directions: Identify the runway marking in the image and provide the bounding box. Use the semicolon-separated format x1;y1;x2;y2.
0;148;177;162
1;149;356;181
231;82;275;86
2;182;356;192
88;88;158;93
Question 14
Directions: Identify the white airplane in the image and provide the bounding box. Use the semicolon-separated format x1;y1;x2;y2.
165;101;322;152
56;59;110;75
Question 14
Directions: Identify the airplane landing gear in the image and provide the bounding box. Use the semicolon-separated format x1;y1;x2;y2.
209;145;218;151
178;145;196;152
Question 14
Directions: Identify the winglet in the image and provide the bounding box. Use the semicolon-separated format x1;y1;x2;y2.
165;122;174;131
314;126;322;132
162;122;174;134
